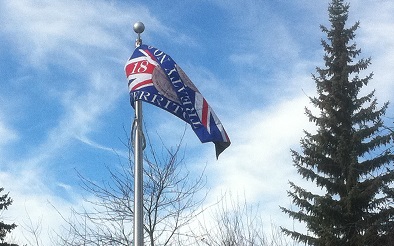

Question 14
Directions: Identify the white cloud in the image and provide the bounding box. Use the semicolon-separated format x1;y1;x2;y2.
0;171;71;245
0;0;136;168
1;0;161;68
0;121;18;146
0;109;19;159
355;2;394;104
201;0;394;236
193;93;317;239
209;94;312;201
0;1;161;243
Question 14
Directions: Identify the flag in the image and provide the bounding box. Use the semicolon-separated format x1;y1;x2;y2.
125;44;230;157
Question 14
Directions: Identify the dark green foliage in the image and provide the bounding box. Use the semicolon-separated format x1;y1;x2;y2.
281;0;394;245
0;188;18;246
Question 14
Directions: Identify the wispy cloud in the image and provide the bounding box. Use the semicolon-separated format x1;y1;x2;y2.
0;121;18;146
355;1;394;104
0;0;167;243
1;0;137;166
202;0;394;234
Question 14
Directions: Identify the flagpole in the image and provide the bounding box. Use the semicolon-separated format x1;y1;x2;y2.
133;21;145;246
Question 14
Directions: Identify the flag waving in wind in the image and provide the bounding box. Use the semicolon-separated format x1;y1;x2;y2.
125;44;230;157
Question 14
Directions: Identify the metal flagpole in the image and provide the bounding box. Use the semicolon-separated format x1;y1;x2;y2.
133;21;145;246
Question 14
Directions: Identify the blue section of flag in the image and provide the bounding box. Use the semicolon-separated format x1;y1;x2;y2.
125;44;230;157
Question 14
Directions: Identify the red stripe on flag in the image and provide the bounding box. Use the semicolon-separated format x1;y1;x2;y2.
144;49;157;61
201;99;209;127
125;61;156;77
131;79;153;91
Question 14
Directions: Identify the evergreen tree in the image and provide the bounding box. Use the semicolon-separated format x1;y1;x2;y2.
0;188;18;246
281;0;394;245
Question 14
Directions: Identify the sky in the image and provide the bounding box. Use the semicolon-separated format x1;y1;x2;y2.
1;0;394;245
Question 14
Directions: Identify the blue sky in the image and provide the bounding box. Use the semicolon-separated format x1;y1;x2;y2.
1;0;394;244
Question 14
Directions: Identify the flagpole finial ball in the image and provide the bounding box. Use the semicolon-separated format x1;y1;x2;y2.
133;22;145;34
